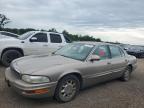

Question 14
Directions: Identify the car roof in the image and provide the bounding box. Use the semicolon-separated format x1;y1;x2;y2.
73;41;116;46
30;30;62;34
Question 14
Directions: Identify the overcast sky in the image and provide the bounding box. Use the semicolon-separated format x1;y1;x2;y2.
1;0;144;45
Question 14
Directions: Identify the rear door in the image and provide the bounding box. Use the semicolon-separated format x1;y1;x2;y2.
108;45;127;78
48;33;66;53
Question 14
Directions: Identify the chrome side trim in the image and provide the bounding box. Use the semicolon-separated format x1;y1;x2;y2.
83;67;125;79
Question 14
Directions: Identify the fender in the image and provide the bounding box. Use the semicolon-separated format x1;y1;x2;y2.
1;47;24;58
58;69;82;81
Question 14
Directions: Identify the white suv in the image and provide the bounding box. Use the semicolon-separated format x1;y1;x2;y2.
0;31;71;66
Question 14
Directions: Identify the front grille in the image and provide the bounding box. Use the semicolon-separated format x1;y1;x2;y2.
10;65;21;79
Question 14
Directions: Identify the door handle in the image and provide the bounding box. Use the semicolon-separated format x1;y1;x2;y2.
107;62;111;65
43;44;48;47
59;45;63;47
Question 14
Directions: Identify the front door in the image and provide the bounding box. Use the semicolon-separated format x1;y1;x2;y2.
82;45;113;86
24;32;49;55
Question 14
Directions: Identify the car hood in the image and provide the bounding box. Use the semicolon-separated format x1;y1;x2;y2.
13;55;81;75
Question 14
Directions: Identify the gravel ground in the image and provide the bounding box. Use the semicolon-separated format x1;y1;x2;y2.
0;59;144;108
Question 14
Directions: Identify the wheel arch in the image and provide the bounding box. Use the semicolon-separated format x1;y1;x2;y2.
58;71;83;88
127;64;133;72
1;47;24;58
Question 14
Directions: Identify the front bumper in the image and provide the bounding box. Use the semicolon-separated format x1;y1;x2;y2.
5;68;57;98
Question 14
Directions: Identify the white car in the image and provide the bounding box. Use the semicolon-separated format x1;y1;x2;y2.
0;31;71;66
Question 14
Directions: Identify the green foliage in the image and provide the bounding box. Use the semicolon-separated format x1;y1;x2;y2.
48;28;58;33
1;28;101;42
62;30;101;42
1;28;35;35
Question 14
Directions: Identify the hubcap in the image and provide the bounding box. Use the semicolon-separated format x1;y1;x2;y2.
60;80;76;99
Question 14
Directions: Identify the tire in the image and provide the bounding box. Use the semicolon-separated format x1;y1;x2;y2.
1;50;23;67
54;75;80;102
121;66;132;81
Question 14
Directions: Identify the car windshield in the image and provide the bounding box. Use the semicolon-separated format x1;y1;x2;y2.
18;31;35;40
54;43;94;61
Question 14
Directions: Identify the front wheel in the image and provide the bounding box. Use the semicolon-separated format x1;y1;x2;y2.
54;75;80;102
121;66;132;81
1;50;23;67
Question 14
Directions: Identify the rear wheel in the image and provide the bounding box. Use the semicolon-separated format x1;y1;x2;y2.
121;66;132;81
54;75;80;102
1;50;23;66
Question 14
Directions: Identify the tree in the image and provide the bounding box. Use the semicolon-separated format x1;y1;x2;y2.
48;28;58;33
62;30;101;42
0;14;11;29
2;28;102;42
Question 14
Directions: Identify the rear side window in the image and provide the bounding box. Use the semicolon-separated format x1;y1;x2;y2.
31;33;48;42
109;45;122;58
50;34;62;43
93;45;111;60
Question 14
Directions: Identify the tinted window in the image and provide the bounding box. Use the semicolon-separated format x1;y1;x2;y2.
31;33;48;42
93;45;110;60
109;45;122;58
50;34;62;43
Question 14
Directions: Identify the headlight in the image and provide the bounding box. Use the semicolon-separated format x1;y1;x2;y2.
22;75;50;84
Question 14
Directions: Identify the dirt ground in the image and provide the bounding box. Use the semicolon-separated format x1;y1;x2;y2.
0;59;144;108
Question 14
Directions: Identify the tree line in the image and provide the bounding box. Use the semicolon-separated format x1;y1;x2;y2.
0;14;101;42
1;27;101;42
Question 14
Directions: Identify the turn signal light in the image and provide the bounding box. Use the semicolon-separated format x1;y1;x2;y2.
22;88;49;95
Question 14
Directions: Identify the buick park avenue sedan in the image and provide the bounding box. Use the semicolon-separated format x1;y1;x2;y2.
5;42;137;102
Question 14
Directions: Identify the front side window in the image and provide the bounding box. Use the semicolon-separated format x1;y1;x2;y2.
50;34;62;43
109;45;122;58
93;45;110;60
31;33;48;42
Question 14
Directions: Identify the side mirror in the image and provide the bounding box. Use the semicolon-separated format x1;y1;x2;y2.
30;37;37;42
89;55;100;62
124;48;128;50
